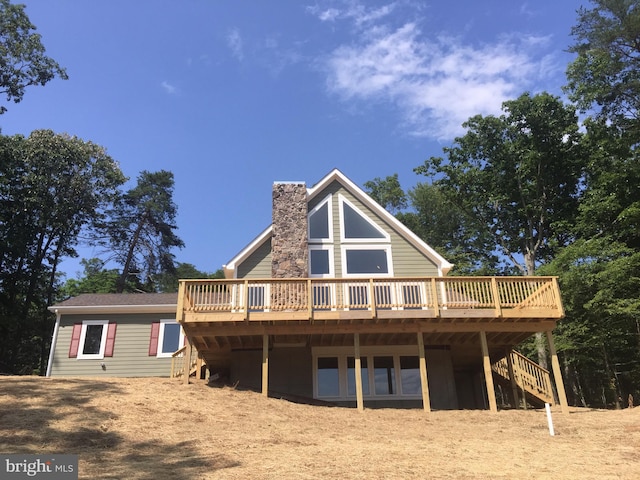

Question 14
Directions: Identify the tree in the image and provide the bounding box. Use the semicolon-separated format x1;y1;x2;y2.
155;263;224;293
415;92;586;367
59;258;121;297
400;183;504;275
0;130;125;373
0;0;67;113
96;170;185;293
415;92;585;276
565;0;640;140
363;174;408;214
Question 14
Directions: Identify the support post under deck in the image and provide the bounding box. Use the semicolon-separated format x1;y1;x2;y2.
262;334;269;397
354;333;364;411
546;330;569;414
417;332;431;413
480;331;497;412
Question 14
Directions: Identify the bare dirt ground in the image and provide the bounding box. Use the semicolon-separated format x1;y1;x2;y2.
0;377;638;480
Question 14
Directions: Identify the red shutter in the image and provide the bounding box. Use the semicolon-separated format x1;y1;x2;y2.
104;322;117;357
69;323;82;358
149;322;160;356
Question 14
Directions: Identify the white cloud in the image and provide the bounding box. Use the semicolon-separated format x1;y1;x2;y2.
161;81;177;95
227;28;244;61
307;1;397;26
320;14;559;139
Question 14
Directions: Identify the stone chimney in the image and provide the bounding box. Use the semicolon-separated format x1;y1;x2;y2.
271;182;308;278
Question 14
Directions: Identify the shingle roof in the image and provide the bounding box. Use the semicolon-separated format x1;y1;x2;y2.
53;293;177;307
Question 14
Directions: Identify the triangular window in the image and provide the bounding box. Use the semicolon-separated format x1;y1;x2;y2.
308;195;332;242
340;196;389;241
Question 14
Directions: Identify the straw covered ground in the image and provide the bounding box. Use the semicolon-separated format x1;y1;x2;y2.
0;377;638;479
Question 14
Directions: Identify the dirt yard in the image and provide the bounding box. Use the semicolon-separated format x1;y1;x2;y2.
0;377;638;479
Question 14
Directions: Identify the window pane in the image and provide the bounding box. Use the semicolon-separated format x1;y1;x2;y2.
374;356;396;395
400;356;421;395
347;357;369;396
310;249;330;275
343;203;385;238
317;357;340;397
161;323;181;354
82;324;104;355
309;202;329;239
346;250;388;274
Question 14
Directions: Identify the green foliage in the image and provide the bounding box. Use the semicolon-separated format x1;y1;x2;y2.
0;130;125;373
154;263;224;293
0;0;67;113
415;92;585;275
363;174;408;214
59;258;120;298
565;0;640;142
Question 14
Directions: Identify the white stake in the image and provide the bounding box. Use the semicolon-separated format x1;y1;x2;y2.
545;403;555;436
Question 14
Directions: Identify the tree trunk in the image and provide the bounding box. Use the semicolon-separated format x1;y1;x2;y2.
116;213;148;293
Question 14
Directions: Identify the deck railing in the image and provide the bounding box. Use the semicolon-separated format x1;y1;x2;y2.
178;276;562;318
170;345;202;379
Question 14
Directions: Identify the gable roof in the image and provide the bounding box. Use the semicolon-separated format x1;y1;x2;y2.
49;293;177;314
223;168;453;277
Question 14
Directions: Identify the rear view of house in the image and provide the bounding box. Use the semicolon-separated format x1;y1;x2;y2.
176;169;569;412
48;169;568;412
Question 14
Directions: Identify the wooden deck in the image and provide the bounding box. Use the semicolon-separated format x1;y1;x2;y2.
175;276;568;412
177;276;563;363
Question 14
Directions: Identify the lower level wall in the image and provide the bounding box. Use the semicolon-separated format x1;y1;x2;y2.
230;346;313;397
229;344;468;409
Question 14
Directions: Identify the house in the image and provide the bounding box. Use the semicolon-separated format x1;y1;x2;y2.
46;293;181;377
47;169;568;412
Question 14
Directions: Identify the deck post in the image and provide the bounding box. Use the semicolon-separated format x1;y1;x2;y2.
184;339;192;385
480;331;498;412
505;349;519;409
417;332;431;412
354;333;364;411
262;334;269;397
546;330;569;414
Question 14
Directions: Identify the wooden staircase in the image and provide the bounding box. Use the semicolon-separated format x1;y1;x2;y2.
492;350;554;407
170;345;208;381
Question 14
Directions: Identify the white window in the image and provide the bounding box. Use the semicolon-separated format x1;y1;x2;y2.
309;245;334;277
77;320;109;360
338;195;389;243
156;319;184;357
342;245;393;276
308;194;333;243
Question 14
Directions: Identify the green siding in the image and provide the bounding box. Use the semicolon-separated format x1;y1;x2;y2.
50;312;178;377
325;181;439;278
237;238;272;279
235;178;441;280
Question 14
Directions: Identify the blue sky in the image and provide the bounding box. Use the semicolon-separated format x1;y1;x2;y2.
2;0;586;278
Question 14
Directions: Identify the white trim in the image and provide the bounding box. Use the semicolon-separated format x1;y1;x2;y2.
46;310;61;376
338;194;390;243
309;245;335;278
309;170;453;274
341;244;394;277
156;319;185;358
223;169;453;279
223;225;272;278
77;320;109;360
308;194;333;244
